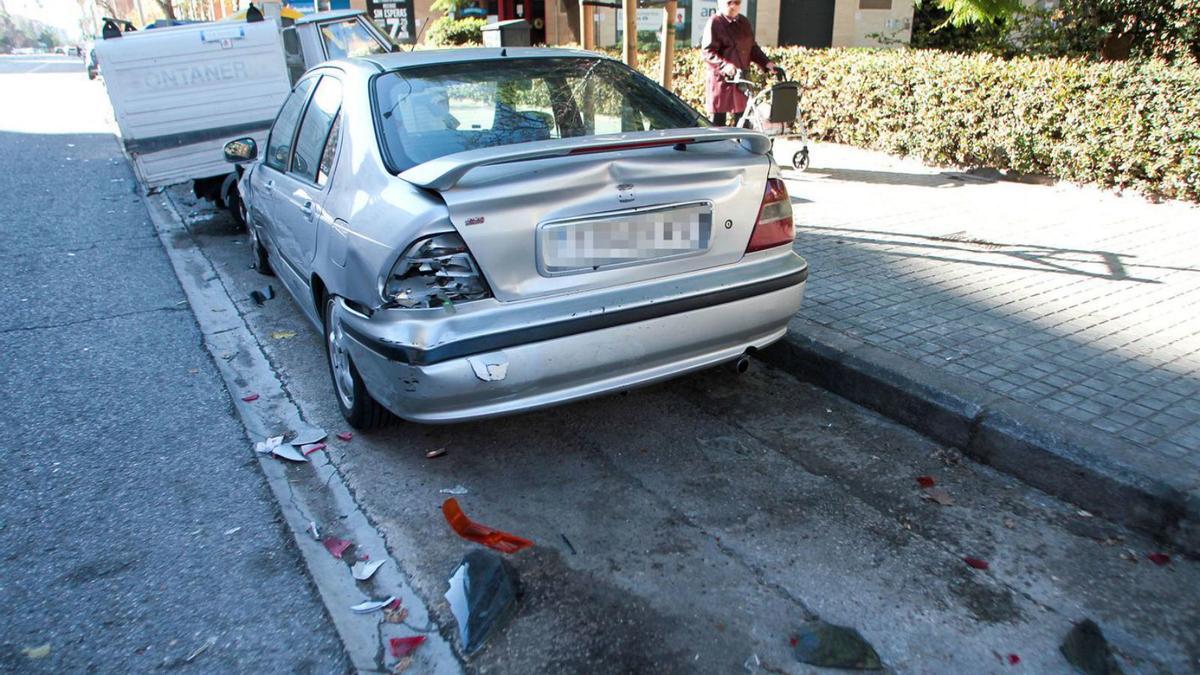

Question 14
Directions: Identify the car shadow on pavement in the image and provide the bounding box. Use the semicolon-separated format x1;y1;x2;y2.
800;225;1177;283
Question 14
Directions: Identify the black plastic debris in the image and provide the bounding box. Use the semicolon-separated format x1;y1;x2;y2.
1061;619;1123;675
249;285;275;305
792;621;882;670
445;549;518;656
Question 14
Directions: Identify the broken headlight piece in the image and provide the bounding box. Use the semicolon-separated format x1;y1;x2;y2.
383;233;491;309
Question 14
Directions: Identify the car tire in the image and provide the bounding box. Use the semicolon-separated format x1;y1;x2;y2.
249;221;274;276
324;296;390;431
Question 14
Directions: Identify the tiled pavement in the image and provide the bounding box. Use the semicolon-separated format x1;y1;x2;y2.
779;141;1200;490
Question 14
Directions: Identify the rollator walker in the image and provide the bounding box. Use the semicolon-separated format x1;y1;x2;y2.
726;68;810;171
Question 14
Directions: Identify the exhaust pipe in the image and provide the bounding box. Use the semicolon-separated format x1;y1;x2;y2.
728;354;751;375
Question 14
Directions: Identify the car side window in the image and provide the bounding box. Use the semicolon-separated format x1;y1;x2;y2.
265;78;316;172
281;27;306;84
317;113;342;187
289;76;343;185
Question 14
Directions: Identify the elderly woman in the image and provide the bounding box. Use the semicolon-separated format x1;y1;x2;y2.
701;0;777;126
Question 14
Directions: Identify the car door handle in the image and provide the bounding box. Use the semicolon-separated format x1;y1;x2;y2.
263;180;275;193
301;200;314;220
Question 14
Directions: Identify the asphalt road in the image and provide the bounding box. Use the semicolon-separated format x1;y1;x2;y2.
0;55;349;672
176;132;1200;675
3;53;1198;674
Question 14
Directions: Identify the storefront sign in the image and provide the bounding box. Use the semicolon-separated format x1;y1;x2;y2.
366;0;416;42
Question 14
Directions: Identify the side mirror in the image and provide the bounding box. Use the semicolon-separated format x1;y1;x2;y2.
224;137;257;163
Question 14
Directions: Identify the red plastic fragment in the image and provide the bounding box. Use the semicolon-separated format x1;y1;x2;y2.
916;476;936;488
789;636;798;647
1008;653;1020;665
302;442;327;456
1147;552;1171;566
336;432;353;441
323;537;352;559
441;498;534;554
389;636;426;658
384;598;402;611
241;393;259;402
963;556;990;570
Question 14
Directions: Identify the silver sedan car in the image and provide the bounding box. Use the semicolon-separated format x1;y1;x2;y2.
224;48;807;428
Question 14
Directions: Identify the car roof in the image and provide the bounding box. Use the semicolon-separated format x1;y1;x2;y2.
361;47;609;71
294;9;366;25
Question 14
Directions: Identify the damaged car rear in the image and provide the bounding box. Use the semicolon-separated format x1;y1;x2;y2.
225;49;808;428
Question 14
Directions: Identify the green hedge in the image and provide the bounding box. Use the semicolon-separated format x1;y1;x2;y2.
634;48;1200;202
427;17;485;46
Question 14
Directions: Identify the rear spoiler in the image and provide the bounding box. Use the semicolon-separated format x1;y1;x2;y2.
399;127;772;191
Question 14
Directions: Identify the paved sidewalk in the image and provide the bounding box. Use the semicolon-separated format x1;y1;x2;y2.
776;142;1200;547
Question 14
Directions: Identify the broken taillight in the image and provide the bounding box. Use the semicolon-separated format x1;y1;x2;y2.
746;178;795;253
383;233;491;309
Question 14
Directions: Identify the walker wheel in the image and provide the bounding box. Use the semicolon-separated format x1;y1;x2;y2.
792;149;810;171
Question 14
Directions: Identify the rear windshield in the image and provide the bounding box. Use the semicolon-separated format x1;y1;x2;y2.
373;57;706;172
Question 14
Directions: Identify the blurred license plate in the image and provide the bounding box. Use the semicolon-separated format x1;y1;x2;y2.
538;202;712;275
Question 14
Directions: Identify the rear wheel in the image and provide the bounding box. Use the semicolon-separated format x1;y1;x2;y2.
324;296;389;430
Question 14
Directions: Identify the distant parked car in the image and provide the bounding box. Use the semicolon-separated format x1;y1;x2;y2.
224;48;808;428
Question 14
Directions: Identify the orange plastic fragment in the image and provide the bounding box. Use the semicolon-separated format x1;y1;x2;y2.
441;498;533;554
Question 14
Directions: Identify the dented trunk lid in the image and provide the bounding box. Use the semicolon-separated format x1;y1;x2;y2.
403;134;772;302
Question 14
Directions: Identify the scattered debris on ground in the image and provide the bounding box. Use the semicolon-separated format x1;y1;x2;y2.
352;559;385;581
389;636;426;659
241;393;259;402
336;432;353;442
1147;552;1171;566
916;475;936;488
271;330;297;340
442;498;533;554
963;557;990;570
1060;619;1123;675
350;596;396;614
426;447;447;459
921;488;955;506
249;285;275;305
254;436;283;454
253;435;308;461
323;537;352;559
21;644;50;660
307;521;321;540
184;637;216;663
445;550;519;655
791;621;882;670
560;533;577;555
289;427;327;446
439;485;469;496
278;446;308;462
381;598;408;623
302;442;326;456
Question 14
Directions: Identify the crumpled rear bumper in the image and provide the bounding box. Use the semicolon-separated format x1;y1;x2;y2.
336;250;807;423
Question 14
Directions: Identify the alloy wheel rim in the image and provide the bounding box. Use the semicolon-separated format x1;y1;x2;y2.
328;318;355;409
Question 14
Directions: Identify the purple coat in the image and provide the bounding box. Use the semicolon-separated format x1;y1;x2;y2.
701;13;770;114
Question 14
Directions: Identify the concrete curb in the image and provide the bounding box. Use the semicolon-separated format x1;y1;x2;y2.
143;190;462;674
760;318;1199;556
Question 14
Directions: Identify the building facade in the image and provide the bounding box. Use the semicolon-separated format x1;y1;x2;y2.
344;0;914;48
